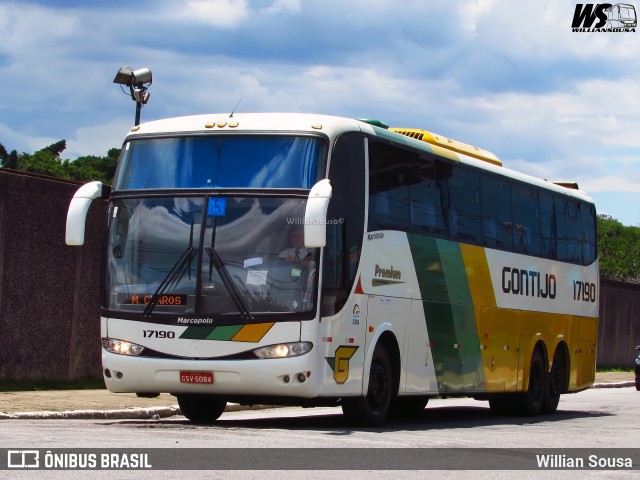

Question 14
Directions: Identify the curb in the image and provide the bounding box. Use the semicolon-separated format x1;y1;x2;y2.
0;403;278;420
0;406;180;420
592;381;636;389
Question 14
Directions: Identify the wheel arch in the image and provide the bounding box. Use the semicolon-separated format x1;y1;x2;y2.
362;325;401;398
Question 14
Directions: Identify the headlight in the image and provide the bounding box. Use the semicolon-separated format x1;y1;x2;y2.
102;337;145;356
253;341;312;359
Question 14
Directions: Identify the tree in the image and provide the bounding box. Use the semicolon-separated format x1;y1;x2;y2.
0;143;8;166
0;139;119;184
6;150;18;169
597;217;640;282
18;150;70;179
40;140;67;157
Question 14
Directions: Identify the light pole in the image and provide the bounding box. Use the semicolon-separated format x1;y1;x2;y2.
113;66;152;126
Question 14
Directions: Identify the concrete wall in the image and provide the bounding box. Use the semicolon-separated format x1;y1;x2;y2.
0;170;107;382
598;279;640;369
0;170;638;381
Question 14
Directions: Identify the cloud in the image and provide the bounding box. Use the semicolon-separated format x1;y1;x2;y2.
159;0;249;27
1;0;640;227
0;123;57;154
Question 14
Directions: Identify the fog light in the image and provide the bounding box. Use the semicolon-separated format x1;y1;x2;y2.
297;373;306;383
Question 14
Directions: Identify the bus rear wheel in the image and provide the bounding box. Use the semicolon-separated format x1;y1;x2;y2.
517;348;545;416
342;343;393;427
542;349;565;414
177;394;226;424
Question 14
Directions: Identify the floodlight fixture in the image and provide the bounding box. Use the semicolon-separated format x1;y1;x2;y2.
113;66;152;87
113;65;153;126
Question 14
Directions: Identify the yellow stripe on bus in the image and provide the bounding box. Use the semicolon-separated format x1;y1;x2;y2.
459;244;497;308
231;322;275;343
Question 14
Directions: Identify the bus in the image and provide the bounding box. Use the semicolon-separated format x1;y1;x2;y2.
66;113;598;426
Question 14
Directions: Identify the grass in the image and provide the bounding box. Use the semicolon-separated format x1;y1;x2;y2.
0;378;105;392
596;368;634;373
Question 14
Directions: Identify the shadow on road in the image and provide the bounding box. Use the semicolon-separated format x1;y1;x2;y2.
108;404;613;433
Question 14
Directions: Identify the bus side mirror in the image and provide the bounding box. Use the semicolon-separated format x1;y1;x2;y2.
65;181;104;246
304;179;332;248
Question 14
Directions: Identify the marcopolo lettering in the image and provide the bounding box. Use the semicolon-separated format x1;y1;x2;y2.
501;267;556;299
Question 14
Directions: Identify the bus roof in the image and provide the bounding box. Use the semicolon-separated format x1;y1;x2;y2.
125;112;363;139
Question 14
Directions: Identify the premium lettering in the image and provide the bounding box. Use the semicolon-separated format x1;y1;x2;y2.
375;264;401;280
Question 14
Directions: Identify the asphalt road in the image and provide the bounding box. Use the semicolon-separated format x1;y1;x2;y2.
0;387;638;479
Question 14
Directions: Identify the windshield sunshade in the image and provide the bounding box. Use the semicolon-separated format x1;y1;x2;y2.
114;135;323;190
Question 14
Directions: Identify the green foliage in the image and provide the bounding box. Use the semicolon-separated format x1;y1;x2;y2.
2;139;118;184
40;140;67;157
7;150;18;169
0;143;8;163
597;217;640;282
0;144;18;169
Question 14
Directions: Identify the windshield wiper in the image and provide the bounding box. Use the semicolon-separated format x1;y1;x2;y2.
205;245;253;321
143;219;195;318
205;215;253;321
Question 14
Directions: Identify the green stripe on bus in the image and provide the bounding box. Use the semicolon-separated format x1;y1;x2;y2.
180;327;214;339
410;234;486;393
206;325;243;341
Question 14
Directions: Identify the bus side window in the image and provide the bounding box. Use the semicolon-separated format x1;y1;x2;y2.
554;196;569;262
368;141;411;232
447;165;481;245
566;199;582;264
512;184;541;256
539;192;556;259
409;155;447;237
581;203;597;265
480;175;512;250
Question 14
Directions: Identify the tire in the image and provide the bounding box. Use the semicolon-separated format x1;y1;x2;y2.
541;349;565;414
342;343;394;427
390;396;429;418
177;394;226;424
517;348;545;417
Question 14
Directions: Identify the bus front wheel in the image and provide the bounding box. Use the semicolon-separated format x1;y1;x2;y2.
177;394;226;423
342;343;393;427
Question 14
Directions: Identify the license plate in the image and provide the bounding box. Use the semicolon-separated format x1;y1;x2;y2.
180;371;214;384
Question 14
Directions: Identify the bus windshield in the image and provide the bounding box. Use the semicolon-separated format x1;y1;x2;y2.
114;135;324;191
104;196;318;319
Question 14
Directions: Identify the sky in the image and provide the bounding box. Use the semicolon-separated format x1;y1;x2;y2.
1;0;640;226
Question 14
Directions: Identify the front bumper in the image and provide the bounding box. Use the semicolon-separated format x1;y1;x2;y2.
102;349;320;398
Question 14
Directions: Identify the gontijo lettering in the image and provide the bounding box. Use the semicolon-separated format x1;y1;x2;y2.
501;266;556;299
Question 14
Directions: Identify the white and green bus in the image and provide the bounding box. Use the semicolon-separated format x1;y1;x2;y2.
66;113;598;426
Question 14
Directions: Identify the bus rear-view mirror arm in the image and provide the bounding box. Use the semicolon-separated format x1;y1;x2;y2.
65;181;104;246
304;179;332;248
